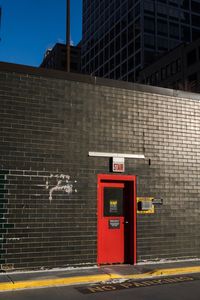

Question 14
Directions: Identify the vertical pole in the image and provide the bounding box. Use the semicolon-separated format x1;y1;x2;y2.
66;0;70;72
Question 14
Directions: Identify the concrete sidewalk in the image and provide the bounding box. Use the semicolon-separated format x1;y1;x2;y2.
1;260;200;292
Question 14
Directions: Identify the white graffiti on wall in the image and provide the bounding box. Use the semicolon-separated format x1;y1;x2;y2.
45;174;77;202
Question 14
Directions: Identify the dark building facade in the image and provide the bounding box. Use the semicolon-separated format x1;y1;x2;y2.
1;62;200;270
40;43;81;73
138;38;200;93
81;0;200;82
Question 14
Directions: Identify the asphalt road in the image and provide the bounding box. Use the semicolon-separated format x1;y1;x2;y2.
1;275;200;300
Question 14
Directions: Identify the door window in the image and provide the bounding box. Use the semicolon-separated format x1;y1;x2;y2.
104;187;124;216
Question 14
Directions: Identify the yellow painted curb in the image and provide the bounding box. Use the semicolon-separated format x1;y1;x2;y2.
124;266;200;280
0;273;121;292
1;266;200;292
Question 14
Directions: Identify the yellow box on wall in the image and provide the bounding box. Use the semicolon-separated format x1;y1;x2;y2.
137;197;154;214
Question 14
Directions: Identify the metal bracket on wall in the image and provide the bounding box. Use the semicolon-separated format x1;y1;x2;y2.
88;151;145;159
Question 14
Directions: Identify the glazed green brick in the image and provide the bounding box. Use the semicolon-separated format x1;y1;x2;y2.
3;224;14;229
2;65;200;269
0;180;7;184
0;199;8;204
0;239;6;243
0;260;6;264
0;171;9;175
0;219;6;223
0;189;8;194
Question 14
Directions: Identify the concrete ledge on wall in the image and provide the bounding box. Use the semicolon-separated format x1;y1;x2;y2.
1;61;200;101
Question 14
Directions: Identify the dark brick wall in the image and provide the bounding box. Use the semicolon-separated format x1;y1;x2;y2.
1;63;200;270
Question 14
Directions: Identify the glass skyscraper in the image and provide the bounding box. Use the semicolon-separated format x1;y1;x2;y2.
81;0;200;82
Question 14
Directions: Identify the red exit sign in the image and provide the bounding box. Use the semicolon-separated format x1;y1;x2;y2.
112;157;125;172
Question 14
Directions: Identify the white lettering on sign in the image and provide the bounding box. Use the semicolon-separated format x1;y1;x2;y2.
112;157;125;172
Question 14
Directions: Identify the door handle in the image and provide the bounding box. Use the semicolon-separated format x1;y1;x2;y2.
124;221;129;224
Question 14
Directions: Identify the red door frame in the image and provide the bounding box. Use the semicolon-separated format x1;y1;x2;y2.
97;174;137;265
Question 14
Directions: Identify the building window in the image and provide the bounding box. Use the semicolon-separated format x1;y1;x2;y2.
146;76;150;84
180;11;189;23
166;64;171;78
176;58;181;72
95;56;98;69
180;0;189;9
110;71;115;79
128;43;134;56
122;61;127;75
121;2;127;16
116;53;120;65
157;3;168;17
188;73;197;82
187;73;197;91
99;67;103;77
192;14;200;27
135;37;141;50
169;8;179;20
187;49;197;66
161;67;166;80
157;37;168;51
144;34;155;49
121;30;127;46
128;0;134;9
99;51;103;65
115;67;121;79
128;25;134;40
110;41;115;57
128;56;134;71
169;0;179;6
135;3;140;17
104;47;109;61
128;71;135;82
169;39;179;50
144;50;156;65
104;62;109;74
144;0;154;14
115;36;121;52
192;29;200;41
171;61;177;75
122;76;127;81
181;26;190;42
191;0;200;11
128;9;134;23
155;71;159;84
150;73;155;85
135;52;141;66
158;20;168;36
144;17;155;33
169;23;179;39
110;58;115;70
122;48;127;61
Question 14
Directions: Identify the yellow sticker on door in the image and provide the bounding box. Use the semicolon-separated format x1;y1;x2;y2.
110;200;118;213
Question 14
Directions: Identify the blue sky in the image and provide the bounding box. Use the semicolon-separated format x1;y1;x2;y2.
0;0;82;67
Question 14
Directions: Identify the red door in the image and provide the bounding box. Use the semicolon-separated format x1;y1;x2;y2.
97;174;136;265
99;182;125;264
